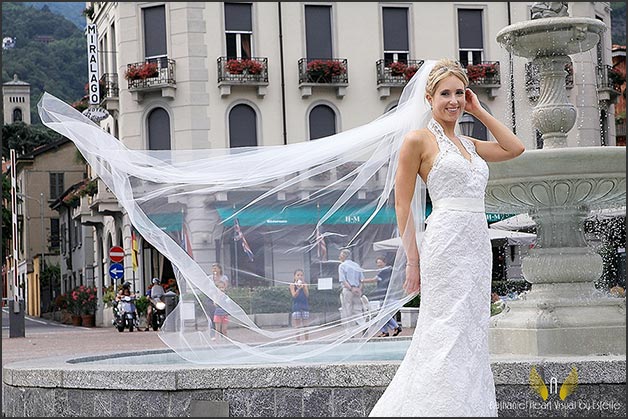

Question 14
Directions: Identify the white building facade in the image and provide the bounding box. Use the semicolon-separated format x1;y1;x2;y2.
81;1;619;322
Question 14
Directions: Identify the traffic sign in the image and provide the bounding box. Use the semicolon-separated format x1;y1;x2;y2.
109;263;124;280
109;246;124;263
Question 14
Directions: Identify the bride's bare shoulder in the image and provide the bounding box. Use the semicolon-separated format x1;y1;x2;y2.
403;128;432;146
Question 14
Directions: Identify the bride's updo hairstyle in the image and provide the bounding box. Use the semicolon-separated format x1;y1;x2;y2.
425;58;469;97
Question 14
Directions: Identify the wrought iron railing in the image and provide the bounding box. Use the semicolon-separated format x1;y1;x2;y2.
298;58;348;84
376;59;424;86
525;61;574;100
217;57;268;84
99;73;118;103
464;61;501;86
126;57;176;90
596;64;623;93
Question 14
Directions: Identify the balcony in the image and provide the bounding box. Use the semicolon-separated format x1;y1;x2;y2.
126;57;176;102
99;73;119;112
88;178;122;217
525;61;574;102
464;61;501;98
596;64;622;107
298;58;348;98
217;57;269;98
375;59;424;99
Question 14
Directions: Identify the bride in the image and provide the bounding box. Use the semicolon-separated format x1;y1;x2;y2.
38;58;523;416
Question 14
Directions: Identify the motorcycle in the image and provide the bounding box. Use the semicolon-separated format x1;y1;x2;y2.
150;298;167;331
113;295;139;332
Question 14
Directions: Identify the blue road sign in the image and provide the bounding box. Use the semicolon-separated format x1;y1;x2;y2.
109;263;124;280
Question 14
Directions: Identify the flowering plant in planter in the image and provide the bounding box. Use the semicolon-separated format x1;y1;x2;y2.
389;61;408;77
466;63;498;82
306;59;346;82
125;62;159;81
403;64;420;81
70;285;98;315
225;59;264;75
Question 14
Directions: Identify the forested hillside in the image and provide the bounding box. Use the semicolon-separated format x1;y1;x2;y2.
2;2;87;124
23;2;86;29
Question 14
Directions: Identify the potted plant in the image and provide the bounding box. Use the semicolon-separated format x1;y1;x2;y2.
389;61;408;77
225;58;264;75
306;59;347;83
403;64;420;81
466;62;498;83
69;285;98;326
135;295;150;331
125;62;159;81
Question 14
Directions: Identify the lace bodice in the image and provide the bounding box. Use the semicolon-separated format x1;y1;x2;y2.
426;119;488;202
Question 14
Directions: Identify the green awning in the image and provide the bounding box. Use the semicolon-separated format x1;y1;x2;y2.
216;204;399;226
148;212;183;232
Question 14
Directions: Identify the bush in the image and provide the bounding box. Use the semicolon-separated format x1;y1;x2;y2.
135;295;150;315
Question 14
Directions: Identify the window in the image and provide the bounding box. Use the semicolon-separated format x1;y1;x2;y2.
305;5;332;59
229;104;257;148
50;173;64;200
382;7;409;65
12;108;22;122
50;218;60;250
110;22;117;73
74;220;82;248
309;105;336;140
225;2;252;59
148;108;171;150
100;34;108;74
143;5;167;59
457;9;484;66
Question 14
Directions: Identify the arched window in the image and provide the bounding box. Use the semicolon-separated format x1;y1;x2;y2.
229;104;257;148
12;108;22;122
147;108;171;150
309;104;336;140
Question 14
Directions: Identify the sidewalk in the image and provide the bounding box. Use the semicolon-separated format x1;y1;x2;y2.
2;318;169;369
2;314;413;368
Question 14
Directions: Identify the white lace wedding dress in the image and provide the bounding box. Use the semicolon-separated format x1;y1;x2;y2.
369;119;497;417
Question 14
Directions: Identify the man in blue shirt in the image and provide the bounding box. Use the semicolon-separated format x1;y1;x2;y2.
338;249;365;329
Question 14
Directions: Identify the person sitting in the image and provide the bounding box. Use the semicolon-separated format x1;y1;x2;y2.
146;278;165;327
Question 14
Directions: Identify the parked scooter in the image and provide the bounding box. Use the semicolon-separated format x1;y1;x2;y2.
113;294;139;332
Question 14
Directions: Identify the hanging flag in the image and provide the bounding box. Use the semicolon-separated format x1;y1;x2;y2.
181;221;194;258
234;218;254;262
131;229;139;271
316;225;327;261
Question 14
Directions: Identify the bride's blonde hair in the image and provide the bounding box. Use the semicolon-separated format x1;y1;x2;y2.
425;58;469;97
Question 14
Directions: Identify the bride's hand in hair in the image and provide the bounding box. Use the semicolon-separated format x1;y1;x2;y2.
463;88;483;117
403;265;421;294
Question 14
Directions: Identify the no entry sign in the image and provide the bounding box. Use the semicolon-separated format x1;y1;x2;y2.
109;246;124;263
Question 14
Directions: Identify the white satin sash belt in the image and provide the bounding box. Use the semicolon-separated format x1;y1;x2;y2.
432;197;485;213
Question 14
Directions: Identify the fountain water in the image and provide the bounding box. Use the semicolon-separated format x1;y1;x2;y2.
488;3;626;356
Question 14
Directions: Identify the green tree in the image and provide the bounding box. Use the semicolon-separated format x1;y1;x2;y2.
2;122;63;160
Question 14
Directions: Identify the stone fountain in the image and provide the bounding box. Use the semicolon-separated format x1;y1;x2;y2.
487;3;626;356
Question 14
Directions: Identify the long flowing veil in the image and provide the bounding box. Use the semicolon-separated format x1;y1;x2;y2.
37;60;437;364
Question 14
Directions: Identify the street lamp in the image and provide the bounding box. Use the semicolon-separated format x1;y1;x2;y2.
459;112;476;137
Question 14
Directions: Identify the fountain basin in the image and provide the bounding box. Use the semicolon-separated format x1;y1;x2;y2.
485;147;626;213
2;339;626;417
496;17;605;58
